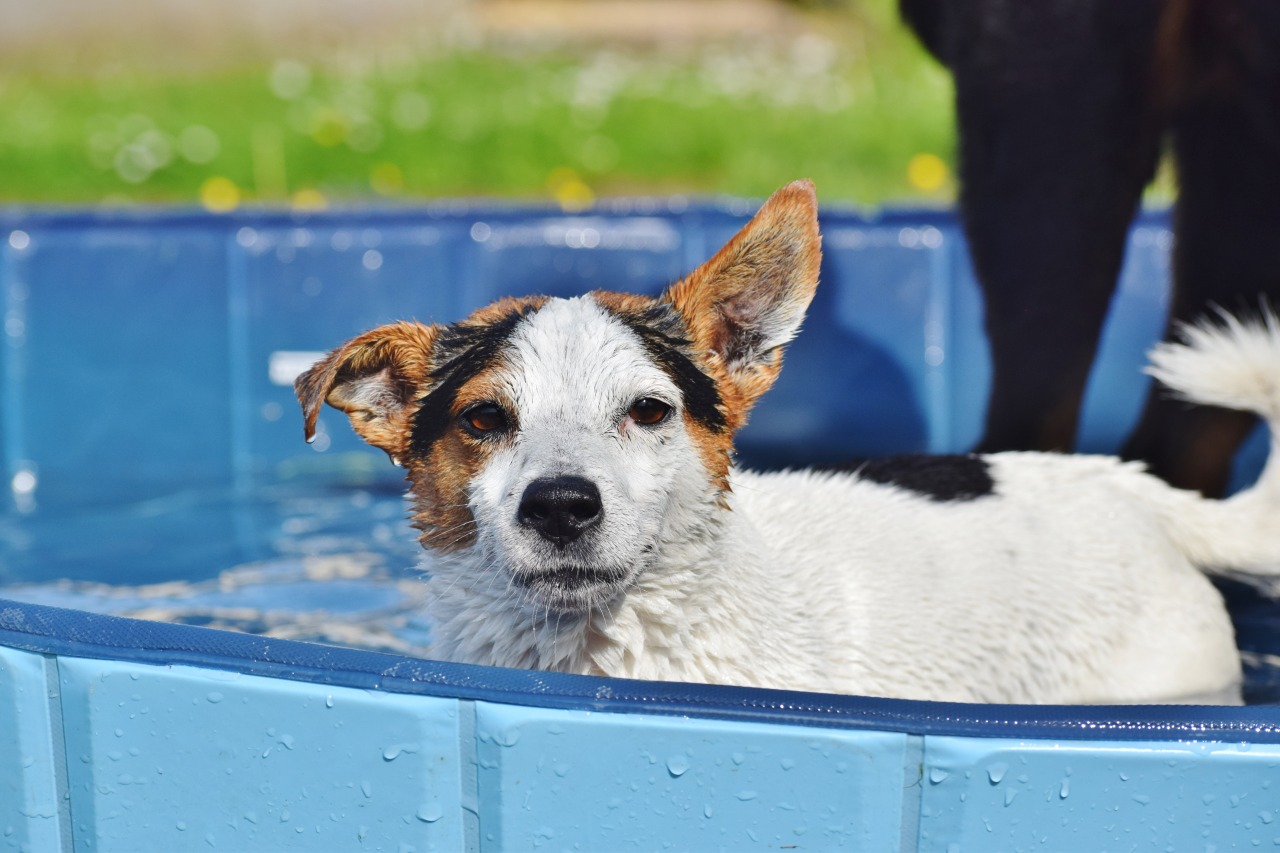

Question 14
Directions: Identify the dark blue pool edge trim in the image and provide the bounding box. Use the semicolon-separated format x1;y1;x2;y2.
4;597;1278;743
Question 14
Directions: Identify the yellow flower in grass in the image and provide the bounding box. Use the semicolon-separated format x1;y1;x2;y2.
292;188;328;211
907;153;949;193
547;167;594;212
200;176;240;212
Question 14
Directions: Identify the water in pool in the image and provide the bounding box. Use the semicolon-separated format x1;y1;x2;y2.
0;480;430;657
3;481;1279;703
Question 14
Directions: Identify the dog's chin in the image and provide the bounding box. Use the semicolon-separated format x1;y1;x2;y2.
510;564;632;613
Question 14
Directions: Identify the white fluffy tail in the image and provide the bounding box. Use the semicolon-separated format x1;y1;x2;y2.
1147;309;1280;427
1144;308;1280;574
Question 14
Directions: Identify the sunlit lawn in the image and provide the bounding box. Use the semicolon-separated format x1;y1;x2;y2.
0;1;956;208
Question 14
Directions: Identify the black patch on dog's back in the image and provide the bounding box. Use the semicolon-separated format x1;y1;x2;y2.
610;303;727;434
826;453;995;502
410;310;527;454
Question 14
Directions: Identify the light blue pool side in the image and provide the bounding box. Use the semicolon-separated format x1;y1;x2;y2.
2;201;1277;851
5;627;1280;853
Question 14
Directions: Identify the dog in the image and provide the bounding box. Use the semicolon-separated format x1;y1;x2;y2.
297;181;1280;704
900;0;1280;497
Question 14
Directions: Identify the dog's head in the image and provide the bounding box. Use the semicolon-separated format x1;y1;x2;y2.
296;180;820;613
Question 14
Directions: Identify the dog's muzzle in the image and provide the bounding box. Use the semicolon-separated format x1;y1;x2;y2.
517;475;603;548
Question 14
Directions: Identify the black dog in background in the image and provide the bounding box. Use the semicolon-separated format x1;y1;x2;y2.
900;0;1280;496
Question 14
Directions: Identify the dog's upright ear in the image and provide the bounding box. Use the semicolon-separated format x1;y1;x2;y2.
664;180;821;417
295;321;439;460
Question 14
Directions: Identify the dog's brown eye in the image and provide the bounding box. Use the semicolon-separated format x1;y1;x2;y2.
460;403;508;436
629;397;671;426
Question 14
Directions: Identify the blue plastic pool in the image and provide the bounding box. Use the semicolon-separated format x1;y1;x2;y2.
2;199;1278;851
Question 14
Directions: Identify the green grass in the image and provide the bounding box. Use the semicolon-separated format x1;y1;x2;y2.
0;2;956;207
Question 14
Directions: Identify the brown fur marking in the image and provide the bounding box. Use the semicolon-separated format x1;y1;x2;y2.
295;320;440;459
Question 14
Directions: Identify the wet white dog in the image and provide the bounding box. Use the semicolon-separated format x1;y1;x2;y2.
298;181;1280;705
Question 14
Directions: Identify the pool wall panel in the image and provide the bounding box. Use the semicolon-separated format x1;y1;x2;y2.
919;736;1280;851
7;225;233;508
56;657;468;852
473;701;909;851
0;645;64;852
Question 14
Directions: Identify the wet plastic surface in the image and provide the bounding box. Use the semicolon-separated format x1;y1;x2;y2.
6;604;1280;851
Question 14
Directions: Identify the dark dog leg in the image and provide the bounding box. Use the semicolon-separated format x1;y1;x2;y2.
950;3;1166;452
1121;0;1280;496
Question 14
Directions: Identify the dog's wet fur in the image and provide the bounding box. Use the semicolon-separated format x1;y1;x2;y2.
298;181;1280;704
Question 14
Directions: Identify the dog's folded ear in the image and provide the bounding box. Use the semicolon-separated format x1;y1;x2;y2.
294;321;439;459
664;179;821;408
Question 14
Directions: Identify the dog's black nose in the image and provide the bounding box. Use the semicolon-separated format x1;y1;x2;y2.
518;476;603;547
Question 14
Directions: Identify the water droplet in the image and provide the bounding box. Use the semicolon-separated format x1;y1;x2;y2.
553;763;570;778
736;790;757;802
1260;810;1274;825
987;763;1008;784
780;758;796;771
325;696;334;709
206;692;224;704
930;767;949;784
383;743;419;761
1133;795;1151;806
731;752;745;766
417;805;443;823
703;805;713;819
1059;779;1070;799
492;730;520;747
1003;789;1019;807
361;782;373;799
667;756;689;778
176;821;187;831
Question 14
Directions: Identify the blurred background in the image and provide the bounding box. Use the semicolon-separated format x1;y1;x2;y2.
0;0;960;209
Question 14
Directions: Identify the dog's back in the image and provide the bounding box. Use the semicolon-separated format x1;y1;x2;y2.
736;454;1239;703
